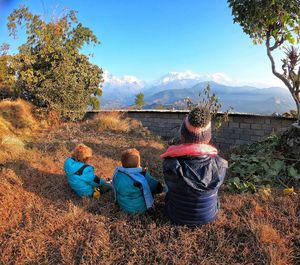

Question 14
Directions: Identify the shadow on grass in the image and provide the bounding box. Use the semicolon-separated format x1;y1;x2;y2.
83;141;165;180
1;160;78;203
2;159;296;264
1;159;171;225
26;134;165;179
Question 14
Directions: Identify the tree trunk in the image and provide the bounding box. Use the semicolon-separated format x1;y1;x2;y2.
297;101;300;126
265;36;300;128
279;125;300;163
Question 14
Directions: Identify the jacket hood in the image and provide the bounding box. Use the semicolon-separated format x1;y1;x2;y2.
164;155;227;191
64;157;85;175
116;166;143;174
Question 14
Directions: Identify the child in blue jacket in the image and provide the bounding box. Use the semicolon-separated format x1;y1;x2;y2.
112;148;163;214
64;143;111;198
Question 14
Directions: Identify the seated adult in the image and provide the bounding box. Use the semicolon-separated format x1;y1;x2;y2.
160;106;228;226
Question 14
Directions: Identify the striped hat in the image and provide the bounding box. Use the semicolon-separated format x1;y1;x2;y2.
180;106;211;144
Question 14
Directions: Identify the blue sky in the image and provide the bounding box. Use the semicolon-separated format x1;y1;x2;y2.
0;0;284;86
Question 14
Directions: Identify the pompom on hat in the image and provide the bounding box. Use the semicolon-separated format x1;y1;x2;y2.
180;106;212;144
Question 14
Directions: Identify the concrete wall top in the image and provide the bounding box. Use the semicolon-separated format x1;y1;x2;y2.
85;109;297;148
88;109;296;121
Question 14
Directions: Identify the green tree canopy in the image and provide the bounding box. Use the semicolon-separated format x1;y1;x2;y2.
135;93;145;109
228;0;300;125
7;6;103;119
0;43;15;99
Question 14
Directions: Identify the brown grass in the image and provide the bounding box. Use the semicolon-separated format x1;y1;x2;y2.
0;100;40;162
0;110;299;264
85;112;151;137
0;99;38;131
86;112;130;133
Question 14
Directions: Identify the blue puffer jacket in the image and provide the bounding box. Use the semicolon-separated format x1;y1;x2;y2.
64;157;106;197
112;168;161;214
163;155;227;225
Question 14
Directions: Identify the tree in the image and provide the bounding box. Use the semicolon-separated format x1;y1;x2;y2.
7;6;103;120
186;84;233;129
228;0;300;127
0;43;16;99
135;93;145;108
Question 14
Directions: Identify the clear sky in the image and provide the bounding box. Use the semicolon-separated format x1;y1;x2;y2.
0;0;284;86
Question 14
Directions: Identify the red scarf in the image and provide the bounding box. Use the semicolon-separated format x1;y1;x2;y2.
160;143;218;158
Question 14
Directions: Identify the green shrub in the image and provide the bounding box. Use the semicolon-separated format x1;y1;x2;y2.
228;134;300;193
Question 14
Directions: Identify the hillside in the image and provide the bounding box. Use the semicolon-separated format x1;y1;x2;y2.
144;82;295;114
0;105;299;264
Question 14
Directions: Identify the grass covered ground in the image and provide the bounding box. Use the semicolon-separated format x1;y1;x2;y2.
0;101;299;264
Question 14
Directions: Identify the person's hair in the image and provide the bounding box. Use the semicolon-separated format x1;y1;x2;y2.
121;148;140;168
72;143;92;162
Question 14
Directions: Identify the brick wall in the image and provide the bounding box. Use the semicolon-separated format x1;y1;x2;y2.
86;110;296;149
212;114;293;149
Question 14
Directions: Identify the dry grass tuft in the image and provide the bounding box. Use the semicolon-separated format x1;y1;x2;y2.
84;112;152;137
258;224;282;244
86;112;130;133
255;224;291;265
1;135;25;149
0;99;38;131
0;100;40;160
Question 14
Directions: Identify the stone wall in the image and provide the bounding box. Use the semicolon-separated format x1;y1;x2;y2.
86;110;296;149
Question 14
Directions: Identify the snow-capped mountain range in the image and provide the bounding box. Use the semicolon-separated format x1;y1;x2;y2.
100;70;294;114
151;71;233;86
143;71;237;96
100;71;145;108
101;70;242;107
102;71;144;96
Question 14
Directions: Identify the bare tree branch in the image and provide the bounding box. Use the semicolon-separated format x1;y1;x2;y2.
266;33;292;90
266;33;300;118
297;66;300;94
269;35;284;51
295;66;300;99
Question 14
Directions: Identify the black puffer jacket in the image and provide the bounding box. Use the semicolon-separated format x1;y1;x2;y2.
163;155;227;226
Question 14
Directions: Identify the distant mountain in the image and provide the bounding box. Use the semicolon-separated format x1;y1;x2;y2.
99;71;296;114
143;71;234;96
100;70;236;108
144;81;295;114
100;71;145;108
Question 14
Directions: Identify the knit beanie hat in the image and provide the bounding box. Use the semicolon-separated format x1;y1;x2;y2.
180;106;211;144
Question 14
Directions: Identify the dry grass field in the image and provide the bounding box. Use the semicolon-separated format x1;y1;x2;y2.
0;101;299;265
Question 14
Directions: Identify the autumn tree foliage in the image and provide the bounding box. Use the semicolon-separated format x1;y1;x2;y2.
6;6;103;119
228;0;300;126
